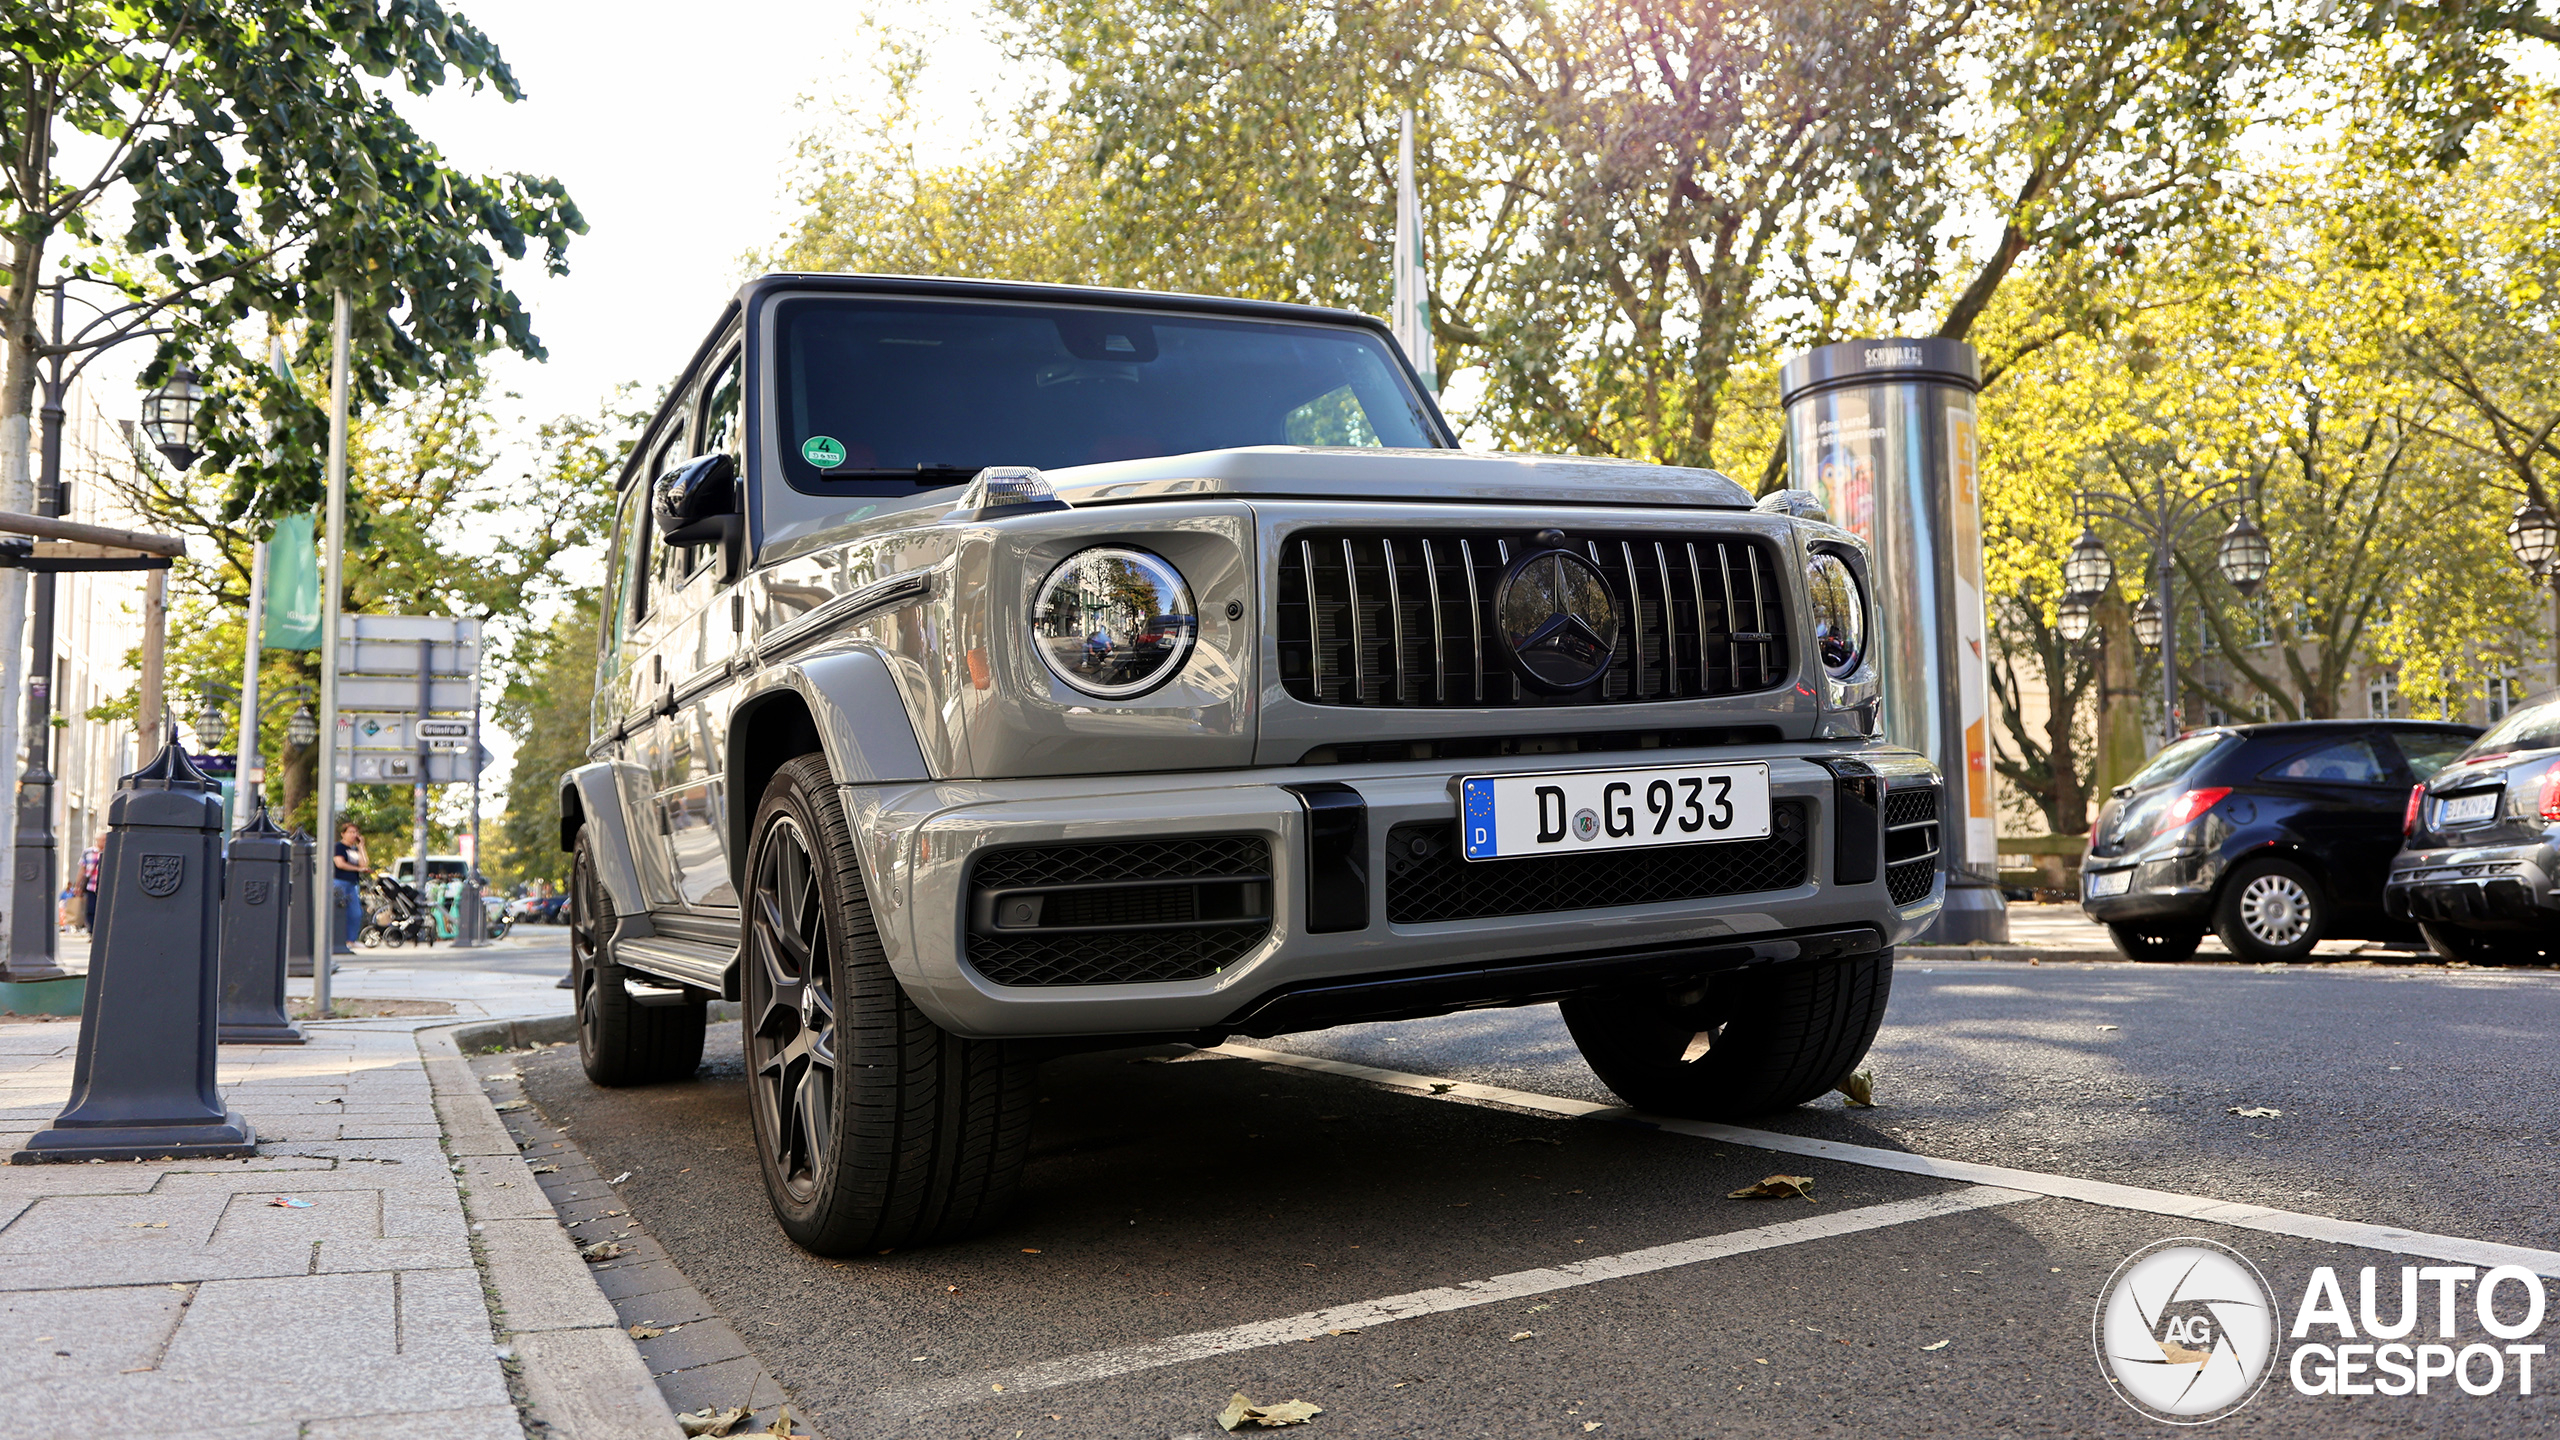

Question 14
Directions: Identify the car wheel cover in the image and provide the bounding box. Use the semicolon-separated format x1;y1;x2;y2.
2237;873;2313;948
747;815;836;1205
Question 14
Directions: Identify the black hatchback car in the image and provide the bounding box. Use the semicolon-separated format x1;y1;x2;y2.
2388;695;2560;964
2081;720;2478;963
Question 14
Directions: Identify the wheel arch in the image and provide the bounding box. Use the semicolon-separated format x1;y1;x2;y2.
560;762;651;919
724;648;932;891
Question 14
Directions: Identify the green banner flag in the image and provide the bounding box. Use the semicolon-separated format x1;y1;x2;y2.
264;512;321;651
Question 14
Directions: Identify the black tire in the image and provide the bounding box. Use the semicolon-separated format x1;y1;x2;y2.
743;754;1035;1255
571;829;707;1086
2106;924;2205;963
2213;857;2325;963
1560;951;1893;1120
2419;922;2547;966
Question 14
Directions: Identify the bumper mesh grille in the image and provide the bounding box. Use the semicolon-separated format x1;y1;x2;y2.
1277;529;1788;708
1382;802;1809;923
1884;784;1942;905
964;837;1271;987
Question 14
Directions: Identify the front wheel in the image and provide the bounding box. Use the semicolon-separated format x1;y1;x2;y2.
743;754;1035;1255
2214;857;2325;963
1560;951;1894;1120
2106;924;2204;963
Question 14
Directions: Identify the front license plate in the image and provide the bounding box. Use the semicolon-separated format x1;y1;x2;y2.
1460;762;1771;861
2438;791;2501;826
2086;869;2132;898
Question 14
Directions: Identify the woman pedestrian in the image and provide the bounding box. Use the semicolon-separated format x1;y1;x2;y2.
78;834;102;932
331;822;368;955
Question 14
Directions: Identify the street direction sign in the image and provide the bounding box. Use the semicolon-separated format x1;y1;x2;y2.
415;719;471;739
333;749;479;785
334;675;477;712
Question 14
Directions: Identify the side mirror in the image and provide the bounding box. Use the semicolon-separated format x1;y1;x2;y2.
654;453;738;546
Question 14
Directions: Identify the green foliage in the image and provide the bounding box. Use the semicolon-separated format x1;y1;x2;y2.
490;589;601;890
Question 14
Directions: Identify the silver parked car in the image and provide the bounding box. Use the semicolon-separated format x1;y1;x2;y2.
561;274;1943;1254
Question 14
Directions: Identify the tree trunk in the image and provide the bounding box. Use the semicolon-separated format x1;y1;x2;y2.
2093;593;2148;797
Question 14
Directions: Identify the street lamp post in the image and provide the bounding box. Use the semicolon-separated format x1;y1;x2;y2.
2511;500;2559;691
4;281;187;985
2060;475;2269;745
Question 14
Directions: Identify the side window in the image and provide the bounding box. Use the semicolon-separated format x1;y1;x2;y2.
1283;384;1383;446
701;350;742;460
2262;738;2390;785
602;483;648;664
649;415;691;591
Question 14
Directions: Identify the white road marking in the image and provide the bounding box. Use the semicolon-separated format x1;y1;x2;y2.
1212;1043;2560;1278
874;1185;2034;1418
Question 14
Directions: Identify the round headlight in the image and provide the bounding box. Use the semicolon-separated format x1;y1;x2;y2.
1806;552;1865;678
1030;547;1197;699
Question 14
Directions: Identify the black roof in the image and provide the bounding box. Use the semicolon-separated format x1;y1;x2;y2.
734;272;1395;336
2192;718;2480;741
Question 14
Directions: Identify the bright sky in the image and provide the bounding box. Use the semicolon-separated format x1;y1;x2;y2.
406;0;1010;428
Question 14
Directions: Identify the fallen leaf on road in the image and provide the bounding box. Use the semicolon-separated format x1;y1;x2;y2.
267;1197;313;1209
609;1171;632;1184
1218;1394;1323;1430
628;1324;666;1339
529;1164;558;1174
1021;1248;1042;1254
1509;1330;1536;1342
491;1101;528;1112
763;1405;807;1437
2227;1106;2282;1119
1680;1031;1715;1063
676;1405;748;1436
578;1241;628;1262
2097;1025;2120;1032
2160;1340;2210;1366
1835;1070;1876;1108
1728;1175;1817;1202
125;1221;167;1229
1585;1424;1603;1432
1429;1082;1456;1094
1921;1339;1950;1351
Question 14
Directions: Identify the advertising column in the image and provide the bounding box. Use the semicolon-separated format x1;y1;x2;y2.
1779;338;2007;944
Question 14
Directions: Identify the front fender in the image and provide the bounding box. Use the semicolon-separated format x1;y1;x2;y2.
560;761;653;921
724;645;935;892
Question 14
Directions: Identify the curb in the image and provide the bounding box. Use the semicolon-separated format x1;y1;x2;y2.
1903;945;2123;962
418;1016;685;1440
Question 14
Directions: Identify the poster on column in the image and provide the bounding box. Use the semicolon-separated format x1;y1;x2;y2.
1947;400;1995;873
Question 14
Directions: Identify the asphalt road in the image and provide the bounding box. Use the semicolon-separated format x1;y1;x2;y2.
501;955;2560;1439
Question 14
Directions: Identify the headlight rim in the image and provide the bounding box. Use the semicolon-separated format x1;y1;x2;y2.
1806;549;1867;680
1029;544;1199;701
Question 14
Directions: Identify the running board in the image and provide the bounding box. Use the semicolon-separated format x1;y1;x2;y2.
612;934;736;998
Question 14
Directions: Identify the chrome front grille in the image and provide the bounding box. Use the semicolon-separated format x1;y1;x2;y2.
1276;529;1788;708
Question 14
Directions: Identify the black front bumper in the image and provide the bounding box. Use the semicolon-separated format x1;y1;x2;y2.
2078;850;2215;926
2385;844;2560;930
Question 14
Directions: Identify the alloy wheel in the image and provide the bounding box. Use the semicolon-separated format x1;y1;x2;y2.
571;848;604;1048
747;815;836;1204
2236;872;2313;948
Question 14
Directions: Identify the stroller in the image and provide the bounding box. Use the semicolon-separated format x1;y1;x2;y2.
360;873;436;950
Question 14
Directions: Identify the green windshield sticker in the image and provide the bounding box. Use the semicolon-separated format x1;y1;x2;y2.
801;435;847;469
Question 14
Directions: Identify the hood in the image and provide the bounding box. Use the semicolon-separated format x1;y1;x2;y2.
1043;445;1759;510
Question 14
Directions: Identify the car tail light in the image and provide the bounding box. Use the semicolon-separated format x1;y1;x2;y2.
2404;783;2425;836
2157;786;2231;832
2540;767;2560;823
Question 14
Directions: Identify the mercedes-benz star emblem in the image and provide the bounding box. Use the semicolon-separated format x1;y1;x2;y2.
1496;546;1620;693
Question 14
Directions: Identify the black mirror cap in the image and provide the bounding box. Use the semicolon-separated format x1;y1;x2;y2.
655;453;738;543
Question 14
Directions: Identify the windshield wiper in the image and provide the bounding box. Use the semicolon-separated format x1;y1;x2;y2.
820;464;984;484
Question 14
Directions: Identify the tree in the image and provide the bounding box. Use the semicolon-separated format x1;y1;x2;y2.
491;589;600;891
0;0;579;939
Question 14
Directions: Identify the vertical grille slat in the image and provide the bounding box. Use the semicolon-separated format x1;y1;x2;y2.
1277;529;1788;709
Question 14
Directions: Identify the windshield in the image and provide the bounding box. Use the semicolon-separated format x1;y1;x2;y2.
2121;732;2230;792
2467;697;2560;757
769;296;1441;494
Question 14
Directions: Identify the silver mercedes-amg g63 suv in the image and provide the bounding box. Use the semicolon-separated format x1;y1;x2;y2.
562;274;1943;1255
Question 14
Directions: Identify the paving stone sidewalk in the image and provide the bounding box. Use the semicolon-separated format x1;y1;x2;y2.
0;964;670;1440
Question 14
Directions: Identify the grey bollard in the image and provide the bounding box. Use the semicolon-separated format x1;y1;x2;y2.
217;804;304;1046
286;828;317;978
10;735;256;1163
